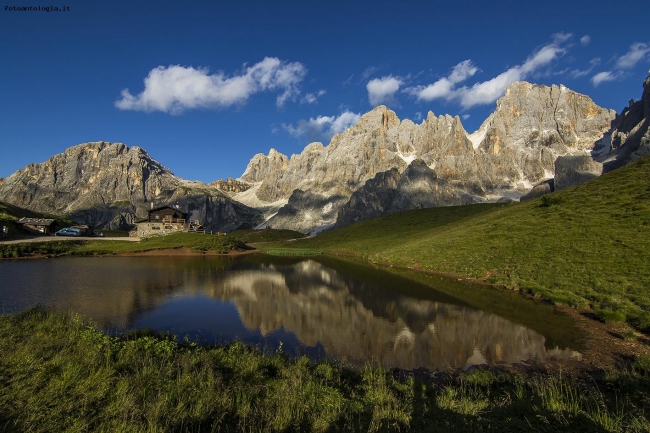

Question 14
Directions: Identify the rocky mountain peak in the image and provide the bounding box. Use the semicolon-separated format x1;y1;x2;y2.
0;141;261;231
478;81;615;155
353;105;400;132
240;148;289;184
235;80;618;233
268;148;288;160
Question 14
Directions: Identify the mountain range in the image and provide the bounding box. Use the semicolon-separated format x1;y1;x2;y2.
1;74;648;233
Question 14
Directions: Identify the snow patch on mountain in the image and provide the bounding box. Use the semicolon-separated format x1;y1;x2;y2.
233;182;288;222
467;128;488;150
396;149;417;164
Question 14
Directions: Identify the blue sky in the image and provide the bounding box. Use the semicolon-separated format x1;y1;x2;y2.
1;0;649;183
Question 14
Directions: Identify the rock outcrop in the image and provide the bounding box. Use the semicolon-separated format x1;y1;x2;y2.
336;160;476;227
546;73;650;191
554;155;603;190
235;81;616;233
520;179;554;201
0;142;261;231
601;73;650;170
210;177;252;195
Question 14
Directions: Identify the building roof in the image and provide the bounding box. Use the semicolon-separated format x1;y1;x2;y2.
17;217;56;226
148;205;187;214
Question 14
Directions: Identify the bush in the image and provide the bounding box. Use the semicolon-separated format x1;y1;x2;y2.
596;309;627;324
540;194;562;207
635;313;650;333
633;355;650;374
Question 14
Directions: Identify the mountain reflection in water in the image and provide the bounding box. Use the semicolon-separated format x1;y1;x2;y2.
0;255;582;369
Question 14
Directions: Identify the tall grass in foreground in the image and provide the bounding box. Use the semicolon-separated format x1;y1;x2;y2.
1;309;648;432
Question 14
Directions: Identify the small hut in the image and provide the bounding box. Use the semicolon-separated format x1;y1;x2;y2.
148;206;188;223
16;217;57;235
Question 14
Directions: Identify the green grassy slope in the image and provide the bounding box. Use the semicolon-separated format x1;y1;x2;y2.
261;157;650;329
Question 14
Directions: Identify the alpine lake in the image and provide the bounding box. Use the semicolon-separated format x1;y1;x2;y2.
0;254;585;370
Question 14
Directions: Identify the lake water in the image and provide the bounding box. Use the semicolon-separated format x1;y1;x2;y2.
0;255;584;369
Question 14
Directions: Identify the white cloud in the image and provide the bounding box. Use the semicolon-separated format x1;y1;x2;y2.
571;58;600;78
301;89;326;104
462;114;470;120
552;32;573;44
616;42;650;69
589;42;650;87
580;35;591;46
361;66;380;80
591;71;620;86
410;78;454;101
116;57;307;113
448;60;479;83
366;76;403;106
455;43;565;108
405;40;565;109
414;112;422;121
283;110;361;141
405;60;478;101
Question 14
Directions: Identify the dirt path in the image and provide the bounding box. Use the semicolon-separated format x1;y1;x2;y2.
0;236;141;244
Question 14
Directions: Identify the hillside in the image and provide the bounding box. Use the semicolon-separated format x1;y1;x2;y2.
261;156;650;330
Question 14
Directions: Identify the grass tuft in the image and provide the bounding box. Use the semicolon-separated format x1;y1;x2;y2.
597;309;627;324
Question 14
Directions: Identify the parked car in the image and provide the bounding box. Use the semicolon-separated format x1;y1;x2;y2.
55;228;81;237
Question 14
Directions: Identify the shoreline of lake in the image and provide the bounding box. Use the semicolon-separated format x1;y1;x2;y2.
114;246;262;257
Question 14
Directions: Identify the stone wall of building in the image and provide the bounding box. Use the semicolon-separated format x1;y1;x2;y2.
133;222;187;238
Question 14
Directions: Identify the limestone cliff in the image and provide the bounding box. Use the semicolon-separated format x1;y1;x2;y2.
235;81;615;233
0;142;261;231
552;73;650;190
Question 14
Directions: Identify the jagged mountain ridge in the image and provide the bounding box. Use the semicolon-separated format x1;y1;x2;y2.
2;77;647;234
235;80;618;232
0;142;261;231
